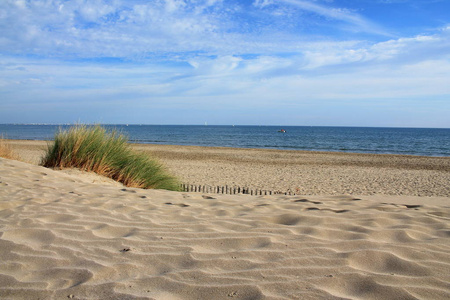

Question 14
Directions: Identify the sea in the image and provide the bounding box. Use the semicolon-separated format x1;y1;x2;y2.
1;124;449;157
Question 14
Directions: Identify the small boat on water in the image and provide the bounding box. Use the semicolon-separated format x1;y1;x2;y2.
278;129;286;133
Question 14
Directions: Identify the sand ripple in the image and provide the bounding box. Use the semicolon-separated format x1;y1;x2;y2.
1;158;449;299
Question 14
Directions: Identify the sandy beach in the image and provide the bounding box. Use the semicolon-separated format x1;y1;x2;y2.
1;141;449;299
6;139;450;196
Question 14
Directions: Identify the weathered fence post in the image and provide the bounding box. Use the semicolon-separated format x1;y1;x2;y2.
180;183;296;196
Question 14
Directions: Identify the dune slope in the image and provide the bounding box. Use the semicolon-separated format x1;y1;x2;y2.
0;158;449;299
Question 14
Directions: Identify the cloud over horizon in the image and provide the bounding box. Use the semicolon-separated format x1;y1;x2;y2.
1;0;449;127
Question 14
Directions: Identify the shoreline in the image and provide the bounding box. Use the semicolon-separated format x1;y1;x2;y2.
4;137;450;158
5;138;450;159
5;139;450;197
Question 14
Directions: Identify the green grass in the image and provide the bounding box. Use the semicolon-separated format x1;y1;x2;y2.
41;125;181;191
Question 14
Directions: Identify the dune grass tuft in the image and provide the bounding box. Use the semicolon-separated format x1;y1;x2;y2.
0;136;19;160
41;125;181;191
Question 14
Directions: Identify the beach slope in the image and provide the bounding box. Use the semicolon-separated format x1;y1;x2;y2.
1;158;449;299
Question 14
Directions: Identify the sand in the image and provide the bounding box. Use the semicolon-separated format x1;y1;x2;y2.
5;140;450;196
1;141;450;299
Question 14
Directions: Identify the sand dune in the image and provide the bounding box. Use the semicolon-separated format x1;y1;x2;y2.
1;158;449;299
5;140;450;196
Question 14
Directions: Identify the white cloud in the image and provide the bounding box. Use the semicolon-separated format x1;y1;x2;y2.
2;29;448;106
1;23;449;93
1;1;449;126
0;0;395;59
1;42;449;126
0;0;229;57
275;0;391;36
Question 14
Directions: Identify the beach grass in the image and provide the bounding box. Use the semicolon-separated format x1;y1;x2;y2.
0;136;19;160
40;125;181;191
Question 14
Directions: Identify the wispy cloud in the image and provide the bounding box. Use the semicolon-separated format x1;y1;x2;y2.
0;0;449;126
2;26;448;101
256;0;392;36
0;0;393;59
0;0;230;57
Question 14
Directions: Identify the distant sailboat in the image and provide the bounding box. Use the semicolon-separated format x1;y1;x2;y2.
205;121;208;126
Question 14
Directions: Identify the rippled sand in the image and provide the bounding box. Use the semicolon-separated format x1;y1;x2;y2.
1;158;449;299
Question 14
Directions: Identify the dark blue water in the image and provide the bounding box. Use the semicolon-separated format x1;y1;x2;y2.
1;124;449;157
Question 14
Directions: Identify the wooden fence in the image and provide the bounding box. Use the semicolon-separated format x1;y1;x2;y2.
180;183;298;196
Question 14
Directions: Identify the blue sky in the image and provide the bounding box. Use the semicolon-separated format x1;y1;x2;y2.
1;0;449;127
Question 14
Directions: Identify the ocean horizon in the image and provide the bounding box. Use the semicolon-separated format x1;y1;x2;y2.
1;124;449;157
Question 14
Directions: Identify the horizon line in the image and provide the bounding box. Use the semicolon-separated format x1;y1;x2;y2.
1;123;449;130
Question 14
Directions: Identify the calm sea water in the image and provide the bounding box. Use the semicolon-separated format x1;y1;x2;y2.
1;124;449;157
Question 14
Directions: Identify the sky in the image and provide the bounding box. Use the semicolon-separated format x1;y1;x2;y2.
0;0;449;127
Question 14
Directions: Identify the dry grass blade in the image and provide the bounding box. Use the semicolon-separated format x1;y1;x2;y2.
0;136;19;160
